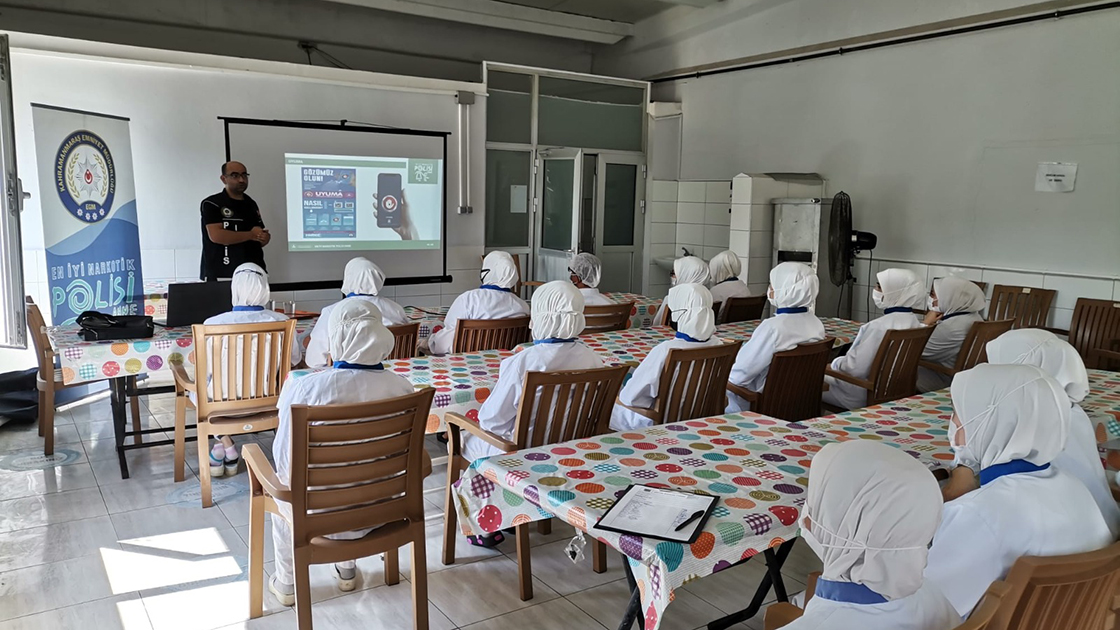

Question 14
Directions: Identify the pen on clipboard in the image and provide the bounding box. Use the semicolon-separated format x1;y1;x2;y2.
674;510;705;532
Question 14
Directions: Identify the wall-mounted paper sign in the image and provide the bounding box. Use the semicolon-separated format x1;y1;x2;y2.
1035;162;1077;193
510;184;528;214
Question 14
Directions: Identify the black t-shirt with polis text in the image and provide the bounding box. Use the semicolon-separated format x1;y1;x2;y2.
199;190;266;280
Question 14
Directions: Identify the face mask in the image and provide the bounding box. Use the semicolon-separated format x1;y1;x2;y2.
948;421;980;470
802;512;927;556
801;523;826;560
480;269;489;283
872;289;886;309
926;295;938;312
767;287;777;308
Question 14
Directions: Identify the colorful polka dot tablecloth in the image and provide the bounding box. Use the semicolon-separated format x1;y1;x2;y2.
49;319;318;386
385;350;511;433
1085;370;1120;442
718;318;862;349
452;415;810;630
603;292;662;329
142;280;171;319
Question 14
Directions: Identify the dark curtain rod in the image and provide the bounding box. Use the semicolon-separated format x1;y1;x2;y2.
651;2;1120;84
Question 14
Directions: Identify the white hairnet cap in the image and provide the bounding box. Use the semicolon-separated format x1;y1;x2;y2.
667;283;716;341
531;281;585;340
933;276;986;314
951;363;1070;469
341;257;386;296
709;251;742;285
770;262;819;309
569;253;602;288
328;298;396;365
876;268;926;310
481;251;519;289
805;440;943;601
673;256;710;285
231;263;270;307
986;329;1089;404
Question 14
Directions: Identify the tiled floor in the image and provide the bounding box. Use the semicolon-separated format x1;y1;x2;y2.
0;391;821;630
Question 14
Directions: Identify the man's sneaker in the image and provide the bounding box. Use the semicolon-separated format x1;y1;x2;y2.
209;444;226;478
268;575;295;607
335;564;357;592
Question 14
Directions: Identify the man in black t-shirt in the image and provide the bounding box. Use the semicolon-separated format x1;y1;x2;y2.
199;161;270;280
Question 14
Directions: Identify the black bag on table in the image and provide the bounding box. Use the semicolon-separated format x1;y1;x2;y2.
75;311;154;341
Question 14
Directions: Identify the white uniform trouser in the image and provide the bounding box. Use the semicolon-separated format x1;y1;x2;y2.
271;499;368;586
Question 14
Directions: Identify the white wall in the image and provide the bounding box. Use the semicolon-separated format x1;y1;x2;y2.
3;41;488;371
635;11;1119;300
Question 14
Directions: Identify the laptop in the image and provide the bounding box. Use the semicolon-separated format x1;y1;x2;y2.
164;281;232;327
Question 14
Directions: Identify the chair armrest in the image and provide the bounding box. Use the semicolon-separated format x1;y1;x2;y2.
917;359;955;377
823;367;873;391
170;362;195;393
762;603;804;630
805;572;820;602
1090;348;1120;365
726;382;759;404
615;397;661;421
1043;326;1070;336
445;412;518;454
243;443;291;503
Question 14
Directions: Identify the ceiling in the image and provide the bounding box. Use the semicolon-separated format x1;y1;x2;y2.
323;0;720;44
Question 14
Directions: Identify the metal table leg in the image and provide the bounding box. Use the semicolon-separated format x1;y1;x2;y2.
617;553;646;630
707;539;796;630
110;377;130;479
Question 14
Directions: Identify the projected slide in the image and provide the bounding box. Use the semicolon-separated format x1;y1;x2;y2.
284;153;441;252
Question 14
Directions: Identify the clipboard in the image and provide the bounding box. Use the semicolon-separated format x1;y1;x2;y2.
593;484;719;544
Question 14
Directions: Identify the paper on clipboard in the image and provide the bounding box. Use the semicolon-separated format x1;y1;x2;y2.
595;485;717;542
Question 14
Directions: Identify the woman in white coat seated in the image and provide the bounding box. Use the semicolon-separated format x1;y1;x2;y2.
924;364;1113;618
305;257;409;367
568;252;613;306
822;268;926;410
268;299;417;606
707;251;752;321
653;256;710;327
726;262;826;413
611;283;723;431
427;250;530;356
916;276;985;392
974;330;1119;536
201;263;301;478
786;440;960;630
461;281;605;547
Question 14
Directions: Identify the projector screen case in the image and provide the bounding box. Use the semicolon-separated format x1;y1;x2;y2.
222;117;450;291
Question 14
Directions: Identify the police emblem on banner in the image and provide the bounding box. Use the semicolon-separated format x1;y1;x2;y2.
55;129;116;223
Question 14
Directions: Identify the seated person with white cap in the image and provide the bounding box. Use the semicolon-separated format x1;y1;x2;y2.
652;256;710;327
267;299;417;606
707;251;752;321
916;276;985;392
428;251;530;356
568;252;613;306
305;257;409;367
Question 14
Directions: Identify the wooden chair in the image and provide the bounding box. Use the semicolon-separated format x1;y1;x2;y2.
988;285;1056;329
171;319;296;507
824;326;935;407
582;302;633;334
990;541;1120;630
617;341;743;425
722;295;767;325
918;319;1014;379
452;316;531;354
387;322;420;360
443;366;629;601
25;297;143;456
727;338;834;422
1052;298;1120;370
245;388;436;630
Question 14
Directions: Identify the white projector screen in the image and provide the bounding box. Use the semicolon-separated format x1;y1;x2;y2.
224;119;448;288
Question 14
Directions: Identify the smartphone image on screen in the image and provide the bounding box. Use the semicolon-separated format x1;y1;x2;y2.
377;173;402;229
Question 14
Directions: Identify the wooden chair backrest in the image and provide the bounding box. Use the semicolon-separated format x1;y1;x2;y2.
993;541;1120;630
656;341;743;424
386;322;420;360
288;388;435;541
865;326;936;406
583;302;633;335
191;320;296;418
988;285;1056;329
1068;299;1120;370
512;366;629;449
722;295;767;325
756;338;835;421
24;298;52;376
954;319;1014;372
956;582;1012;630
453;316;531;354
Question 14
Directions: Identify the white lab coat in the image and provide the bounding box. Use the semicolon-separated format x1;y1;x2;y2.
823;312;925;409
708;279;753;318
1056;405;1120;538
270;367;416;585
610;336;725;431
305;295;409;367
726;313;826;412
917;313;983;392
579;287;614;306
428;288;530;356
464;342;605;461
783;581;960;630
925;467;1113;617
